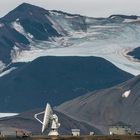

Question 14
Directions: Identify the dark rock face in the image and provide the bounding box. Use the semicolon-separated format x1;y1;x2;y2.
0;109;101;135
2;3;60;40
0;24;29;63
0;56;133;112
127;47;140;60
56;75;140;134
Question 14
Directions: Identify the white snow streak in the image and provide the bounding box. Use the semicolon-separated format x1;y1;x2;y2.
0;67;17;77
0;113;18;118
46;14;66;35
123;18;140;23
122;90;131;98
0;61;6;72
11;21;34;40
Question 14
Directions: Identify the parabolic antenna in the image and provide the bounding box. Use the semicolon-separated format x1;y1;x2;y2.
34;103;60;136
42;103;53;133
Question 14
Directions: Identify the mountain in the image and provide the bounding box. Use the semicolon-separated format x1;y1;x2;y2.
2;3;61;39
0;2;87;65
56;75;140;134
0;109;101;135
0;56;133;112
0;3;61;65
0;3;139;75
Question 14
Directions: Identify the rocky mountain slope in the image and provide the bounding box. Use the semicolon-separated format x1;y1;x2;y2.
56;75;140;134
0;2;88;66
0;3;60;65
0;56;133;112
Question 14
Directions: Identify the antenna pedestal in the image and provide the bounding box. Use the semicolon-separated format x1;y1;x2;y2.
48;115;60;136
48;129;59;136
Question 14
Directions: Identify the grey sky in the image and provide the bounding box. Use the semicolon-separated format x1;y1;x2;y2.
0;0;140;18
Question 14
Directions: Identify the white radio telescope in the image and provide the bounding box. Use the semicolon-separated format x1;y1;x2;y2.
34;103;60;136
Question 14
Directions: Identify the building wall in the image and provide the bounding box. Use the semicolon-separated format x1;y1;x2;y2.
109;126;131;135
71;129;80;136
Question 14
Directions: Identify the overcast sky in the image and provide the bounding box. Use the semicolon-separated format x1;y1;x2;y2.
0;0;140;18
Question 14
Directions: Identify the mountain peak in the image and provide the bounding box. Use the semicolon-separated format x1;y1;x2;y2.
15;2;44;12
17;2;32;7
19;2;32;6
1;2;48;22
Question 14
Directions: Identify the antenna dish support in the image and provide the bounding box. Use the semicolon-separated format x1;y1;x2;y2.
34;103;60;136
34;111;44;124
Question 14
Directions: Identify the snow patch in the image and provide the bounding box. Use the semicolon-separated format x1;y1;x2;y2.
0;113;18;118
12;48;50;62
27;33;34;39
0;67;17;77
122;90;131;98
123;18;140;23
0;23;4;28
49;11;62;16
11;46;21;61
16;18;19;22
45;14;66;35
0;61;6;72
65;15;79;19
11;21;34;40
12;22;25;34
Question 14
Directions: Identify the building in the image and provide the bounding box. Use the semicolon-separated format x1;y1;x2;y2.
71;129;80;136
109;122;131;135
89;132;95;135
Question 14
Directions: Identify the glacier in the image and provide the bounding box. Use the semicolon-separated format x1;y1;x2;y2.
10;12;140;76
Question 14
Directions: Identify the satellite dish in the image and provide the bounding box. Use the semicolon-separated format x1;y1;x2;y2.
34;103;60;136
42;103;53;133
